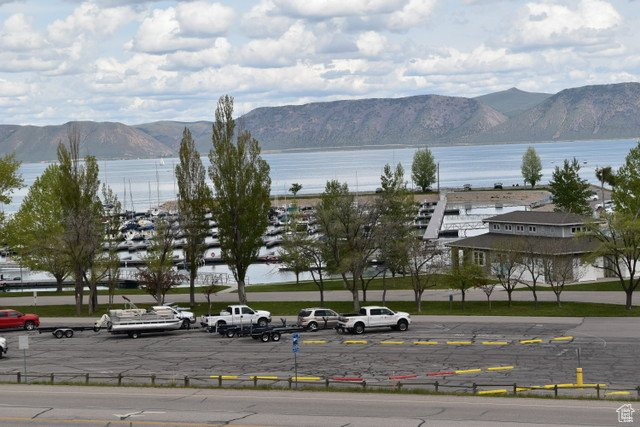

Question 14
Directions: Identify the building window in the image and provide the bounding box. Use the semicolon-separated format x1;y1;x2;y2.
473;251;485;266
505;225;512;231
492;224;500;230
516;225;524;232
571;226;584;233
529;226;537;232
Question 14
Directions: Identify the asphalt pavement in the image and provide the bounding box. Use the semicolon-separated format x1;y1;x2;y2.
0;384;629;426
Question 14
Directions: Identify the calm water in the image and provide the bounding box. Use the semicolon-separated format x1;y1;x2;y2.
7;139;635;214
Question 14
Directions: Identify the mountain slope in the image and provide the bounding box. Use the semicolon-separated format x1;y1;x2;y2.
475;87;552;117
237;94;507;149
470;82;640;143
0;121;173;161
134;121;212;154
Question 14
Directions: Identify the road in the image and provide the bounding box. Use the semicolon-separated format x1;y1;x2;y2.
0;384;629;426
1;289;631;306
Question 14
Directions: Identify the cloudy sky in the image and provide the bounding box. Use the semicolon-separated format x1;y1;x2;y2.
0;0;638;125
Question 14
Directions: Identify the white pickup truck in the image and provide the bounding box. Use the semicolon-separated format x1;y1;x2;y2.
337;306;411;334
0;337;6;358
200;305;271;329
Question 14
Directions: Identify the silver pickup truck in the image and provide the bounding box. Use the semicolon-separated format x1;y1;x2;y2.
337;306;411;334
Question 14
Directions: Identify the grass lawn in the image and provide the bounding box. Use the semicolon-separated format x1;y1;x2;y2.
246;275;456;292
27;300;640;318
514;281;622;292
0;285;229;298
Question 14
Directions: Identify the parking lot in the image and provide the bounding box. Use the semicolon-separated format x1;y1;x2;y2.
0;318;637;393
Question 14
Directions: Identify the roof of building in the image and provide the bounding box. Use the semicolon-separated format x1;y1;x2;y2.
483;210;591;226
446;233;600;255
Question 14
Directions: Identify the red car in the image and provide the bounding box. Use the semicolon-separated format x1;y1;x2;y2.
0;309;39;330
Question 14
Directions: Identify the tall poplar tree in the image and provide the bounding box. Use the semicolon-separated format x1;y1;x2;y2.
521;146;543;188
208;95;271;304
549;158;591;216
176;127;213;307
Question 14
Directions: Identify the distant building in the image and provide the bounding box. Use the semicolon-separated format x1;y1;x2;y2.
446;211;620;283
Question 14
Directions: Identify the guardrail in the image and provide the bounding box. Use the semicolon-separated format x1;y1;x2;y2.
1;371;638;400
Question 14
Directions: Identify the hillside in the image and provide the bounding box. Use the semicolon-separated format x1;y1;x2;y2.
237;94;507;149
474;87;552;117
0;121;173;161
470;82;640;143
134;121;213;154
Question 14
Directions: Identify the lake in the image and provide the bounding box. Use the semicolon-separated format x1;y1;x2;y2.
7;138;635;214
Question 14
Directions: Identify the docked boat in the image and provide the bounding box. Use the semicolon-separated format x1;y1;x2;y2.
95;298;182;338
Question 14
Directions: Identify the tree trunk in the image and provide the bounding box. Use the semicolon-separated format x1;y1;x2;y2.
532;287;538;306
461;288;466;310
54;273;64;292
190;267;197;308
320;288;324;305
351;281;360;311
626;290;633;310
74;268;83;316
555;292;562;307
415;289;422;313
88;280;98;315
487;295;492;311
295;272;300;286
382;270;387;306
237;279;248;304
507;289;513;307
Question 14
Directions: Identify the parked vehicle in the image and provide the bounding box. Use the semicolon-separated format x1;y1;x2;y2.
337;306;411;335
153;304;195;329
214;323;305;342
463;184;472;191
298;308;340;331
200;305;271;330
95;299;182;339
0;309;39;331
493;182;503;190
0;337;6;358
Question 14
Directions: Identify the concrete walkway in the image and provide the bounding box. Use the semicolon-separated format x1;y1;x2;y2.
1;288;631;306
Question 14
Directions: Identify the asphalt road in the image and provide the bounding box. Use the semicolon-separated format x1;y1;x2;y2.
0;317;638;394
0;384;629;426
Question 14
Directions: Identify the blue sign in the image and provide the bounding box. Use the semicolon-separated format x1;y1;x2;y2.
292;332;300;353
292;345;300;354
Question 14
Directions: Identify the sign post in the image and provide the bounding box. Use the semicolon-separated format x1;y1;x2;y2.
292;333;300;389
18;335;29;383
33;291;37;307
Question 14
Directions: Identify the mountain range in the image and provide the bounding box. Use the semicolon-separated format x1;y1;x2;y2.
1;82;639;162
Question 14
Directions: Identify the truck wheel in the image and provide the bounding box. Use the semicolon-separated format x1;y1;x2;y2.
271;332;281;342
260;332;271;342
24;321;36;331
129;331;140;339
64;329;74;338
307;322;318;331
354;323;365;335
225;330;236;338
181;319;190;330
257;318;269;327
216;321;226;330
54;330;64;339
397;320;408;332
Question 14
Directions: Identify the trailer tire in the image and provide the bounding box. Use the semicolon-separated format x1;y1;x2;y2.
64;329;74;338
54;330;64;339
260;332;271;342
129;331;140;339
92;326;101;332
271;332;281;342
257;318;269;327
353;323;365;335
225;330;236;338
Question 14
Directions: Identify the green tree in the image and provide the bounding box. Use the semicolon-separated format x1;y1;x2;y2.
137;219;183;305
289;183;302;197
447;262;486;310
176;127;213;307
411;148;436;192
5;165;68;291
521;146;543;188
208;95;271;304
549;158;591;216
612;141;640;216
101;184;122;307
55;126;103;315
279;214;311;286
595;166;616;204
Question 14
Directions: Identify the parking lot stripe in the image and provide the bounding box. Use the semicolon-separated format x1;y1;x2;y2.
477;389;508;395
216;375;239;379
250;376;279;380
413;341;439;345
389;374;418;380
426;371;455;376
606;391;630;396
519;339;543;344
454;369;482;374
550;336;573;341
292;376;323;381
380;341;404;345
303;340;327;344
331;377;364;382
486;366;514;371
447;341;473;345
343;340;368;344
481;341;509;345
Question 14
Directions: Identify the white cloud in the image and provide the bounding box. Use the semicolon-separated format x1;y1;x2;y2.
273;0;402;19
0;78;31;97
387;0;436;31
241;0;293;38
356;31;387;57
175;1;234;37
130;7;210;53
509;0;622;50
0;13;44;51
164;38;231;70
239;21;316;67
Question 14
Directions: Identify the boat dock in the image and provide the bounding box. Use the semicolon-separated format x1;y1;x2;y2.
423;194;447;240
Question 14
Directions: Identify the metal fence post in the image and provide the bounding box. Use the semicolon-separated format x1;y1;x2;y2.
434;381;439;393
472;383;477;394
218;375;222;387
513;383;517;395
117;373;122;386
85;373;90;385
554;385;558;398
253;377;258;387
596;384;600;399
325;379;329;389
288;378;292;389
16;372;21;384
396;381;403;391
50;373;54;384
362;380;366;389
151;375;156;386
184;375;189;387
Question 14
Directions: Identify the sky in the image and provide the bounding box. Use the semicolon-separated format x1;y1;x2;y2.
0;0;639;125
